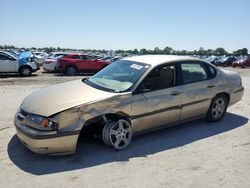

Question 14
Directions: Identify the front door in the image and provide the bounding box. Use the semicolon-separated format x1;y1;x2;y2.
131;64;182;133
0;53;18;72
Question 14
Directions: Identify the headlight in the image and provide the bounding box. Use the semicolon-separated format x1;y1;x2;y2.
27;114;58;130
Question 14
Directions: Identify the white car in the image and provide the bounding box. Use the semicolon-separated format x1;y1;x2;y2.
0;51;38;76
33;52;49;66
42;55;66;72
42;53;70;72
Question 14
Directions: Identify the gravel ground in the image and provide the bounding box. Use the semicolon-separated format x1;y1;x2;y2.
0;67;249;188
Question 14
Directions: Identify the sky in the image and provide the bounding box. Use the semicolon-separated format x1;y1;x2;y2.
0;0;249;52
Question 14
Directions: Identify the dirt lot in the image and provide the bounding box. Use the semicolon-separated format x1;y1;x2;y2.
0;68;249;188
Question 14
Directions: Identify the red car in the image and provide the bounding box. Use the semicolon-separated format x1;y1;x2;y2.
232;57;250;68
57;54;110;75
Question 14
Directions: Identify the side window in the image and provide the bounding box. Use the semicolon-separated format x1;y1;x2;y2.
207;64;217;78
80;55;89;60
141;65;176;92
71;55;80;59
0;54;9;61
181;63;208;84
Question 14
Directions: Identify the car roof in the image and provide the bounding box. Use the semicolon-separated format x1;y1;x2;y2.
122;55;202;66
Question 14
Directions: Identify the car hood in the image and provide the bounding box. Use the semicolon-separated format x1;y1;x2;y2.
21;79;117;117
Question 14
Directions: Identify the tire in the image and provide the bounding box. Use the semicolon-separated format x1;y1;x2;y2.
65;66;77;76
241;64;246;68
20;66;32;77
102;119;133;150
206;94;228;122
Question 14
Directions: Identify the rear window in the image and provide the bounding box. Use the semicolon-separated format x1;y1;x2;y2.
207;64;217;78
181;63;208;84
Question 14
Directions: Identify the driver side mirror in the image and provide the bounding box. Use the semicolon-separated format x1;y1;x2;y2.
141;88;151;93
133;85;151;95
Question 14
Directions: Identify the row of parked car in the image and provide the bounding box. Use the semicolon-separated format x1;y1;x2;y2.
0;50;123;76
0;50;249;77
205;56;250;68
41;52;124;75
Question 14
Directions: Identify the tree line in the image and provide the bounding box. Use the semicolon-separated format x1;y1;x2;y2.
0;45;248;56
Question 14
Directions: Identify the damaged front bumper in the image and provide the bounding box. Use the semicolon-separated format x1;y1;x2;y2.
14;117;80;155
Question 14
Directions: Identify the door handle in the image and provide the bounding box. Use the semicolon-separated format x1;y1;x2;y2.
170;91;181;96
207;85;215;88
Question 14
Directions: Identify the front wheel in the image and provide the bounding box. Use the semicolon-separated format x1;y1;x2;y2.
206;94;228;122
102;119;133;150
241;64;246;68
20;66;32;77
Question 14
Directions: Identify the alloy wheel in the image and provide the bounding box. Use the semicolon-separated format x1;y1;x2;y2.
212;98;225;119
104;119;132;150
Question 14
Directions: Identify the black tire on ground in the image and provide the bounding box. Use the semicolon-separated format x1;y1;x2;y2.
65;66;77;76
102;119;132;150
19;66;32;77
241;64;246;68
206;94;228;122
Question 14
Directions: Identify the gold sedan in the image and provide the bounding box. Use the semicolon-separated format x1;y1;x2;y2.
14;55;244;155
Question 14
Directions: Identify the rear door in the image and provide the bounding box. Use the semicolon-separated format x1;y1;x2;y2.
178;61;216;120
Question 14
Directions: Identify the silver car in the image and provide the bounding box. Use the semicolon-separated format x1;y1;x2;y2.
0;51;38;76
14;55;244;155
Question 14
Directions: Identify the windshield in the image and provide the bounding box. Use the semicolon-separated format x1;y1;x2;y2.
86;60;150;92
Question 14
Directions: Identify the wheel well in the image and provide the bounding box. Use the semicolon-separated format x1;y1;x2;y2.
18;65;32;73
77;113;130;143
66;64;77;71
215;92;230;103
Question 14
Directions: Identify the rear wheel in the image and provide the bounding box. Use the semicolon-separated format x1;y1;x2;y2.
241;64;246;68
206;94;228;122
102;119;132;150
65;66;77;76
20;66;32;77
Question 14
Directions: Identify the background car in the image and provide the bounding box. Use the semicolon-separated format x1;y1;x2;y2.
232;57;250;68
0;51;38;76
214;56;237;67
57;53;110;75
42;54;69;72
33;52;49;66
46;52;69;60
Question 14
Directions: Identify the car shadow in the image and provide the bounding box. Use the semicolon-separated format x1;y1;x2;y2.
7;112;248;175
0;74;38;78
53;72;95;77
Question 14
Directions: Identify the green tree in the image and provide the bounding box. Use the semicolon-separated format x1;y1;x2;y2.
163;46;173;54
140;48;147;55
153;47;161;54
215;48;228;55
233;48;248;56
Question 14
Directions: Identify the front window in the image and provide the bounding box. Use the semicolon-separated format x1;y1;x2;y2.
86;60;150;92
139;65;176;92
0;54;10;60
